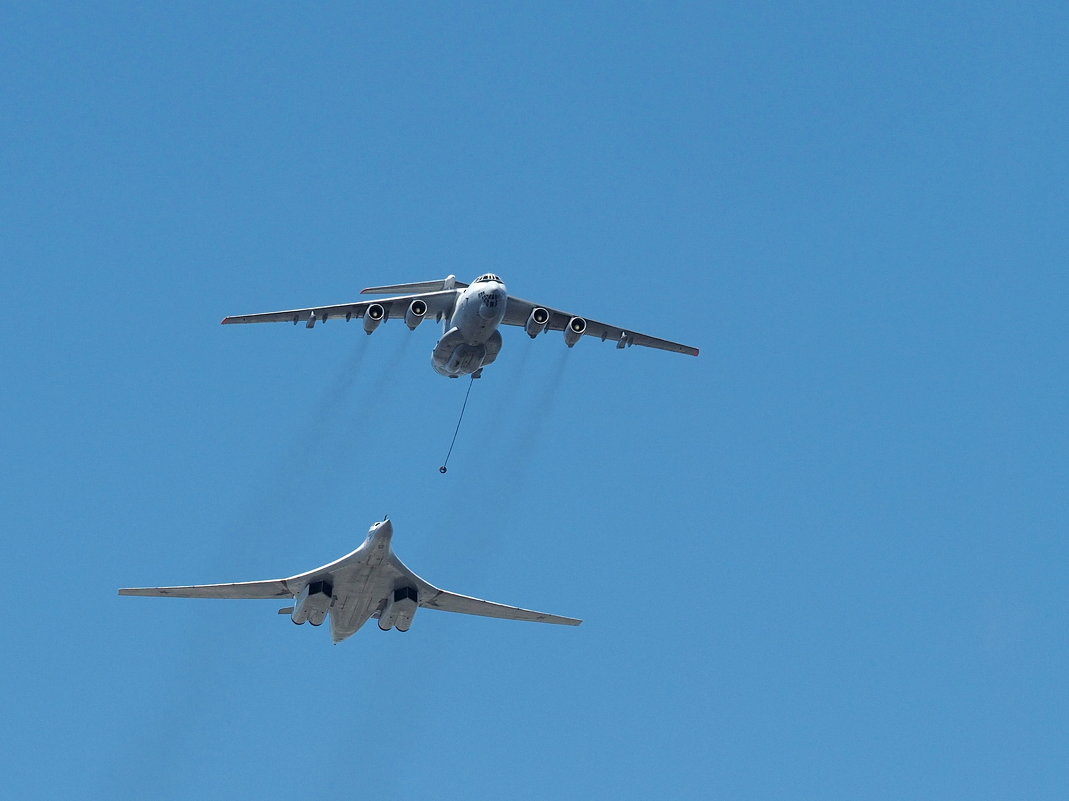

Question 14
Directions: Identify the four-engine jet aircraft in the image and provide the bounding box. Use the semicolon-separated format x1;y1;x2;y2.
222;274;699;378
119;519;580;643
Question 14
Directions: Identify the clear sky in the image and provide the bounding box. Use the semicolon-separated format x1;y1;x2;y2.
3;3;1067;799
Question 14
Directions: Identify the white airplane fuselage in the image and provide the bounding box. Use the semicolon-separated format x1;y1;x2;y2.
120;516;581;643
431;278;508;377
324;519;404;642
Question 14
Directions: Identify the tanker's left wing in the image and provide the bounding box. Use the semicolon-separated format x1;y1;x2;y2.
502;295;698;357
221;290;457;327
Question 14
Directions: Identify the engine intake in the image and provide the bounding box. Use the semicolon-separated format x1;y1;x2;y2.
292;579;333;626
378;586;419;632
563;316;586;347
362;303;385;334
405;299;428;330
525;307;550;338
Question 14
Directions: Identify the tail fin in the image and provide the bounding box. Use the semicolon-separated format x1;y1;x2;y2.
361;275;467;295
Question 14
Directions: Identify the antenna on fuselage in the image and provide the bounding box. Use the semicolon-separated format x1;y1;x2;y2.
439;375;475;474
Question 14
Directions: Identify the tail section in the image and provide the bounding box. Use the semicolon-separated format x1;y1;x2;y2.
361;275;467;295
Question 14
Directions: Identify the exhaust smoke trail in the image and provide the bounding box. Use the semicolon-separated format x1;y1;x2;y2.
491;346;571;502
233;338;370;544
102;333;417;796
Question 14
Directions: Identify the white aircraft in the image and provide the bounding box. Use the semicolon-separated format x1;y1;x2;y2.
119;519;580;643
222;273;699;378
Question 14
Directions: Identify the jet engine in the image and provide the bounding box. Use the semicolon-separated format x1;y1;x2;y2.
524;307;550;338
404;299;428;330
362;303;385;334
378;586;419;632
563;316;586;347
292;579;333;626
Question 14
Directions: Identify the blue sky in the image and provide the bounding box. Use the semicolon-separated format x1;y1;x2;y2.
3;3;1067;798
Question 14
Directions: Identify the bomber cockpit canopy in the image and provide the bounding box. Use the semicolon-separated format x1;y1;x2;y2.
474;273;501;283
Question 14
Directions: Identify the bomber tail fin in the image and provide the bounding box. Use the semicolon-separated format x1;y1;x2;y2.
361;275;467;295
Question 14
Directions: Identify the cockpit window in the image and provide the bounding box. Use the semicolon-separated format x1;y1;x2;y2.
475;273;501;283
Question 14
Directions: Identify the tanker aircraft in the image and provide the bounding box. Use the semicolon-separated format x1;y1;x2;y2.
222;274;699;378
119;518;581;644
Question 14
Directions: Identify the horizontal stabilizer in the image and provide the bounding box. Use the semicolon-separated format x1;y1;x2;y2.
361;277;468;295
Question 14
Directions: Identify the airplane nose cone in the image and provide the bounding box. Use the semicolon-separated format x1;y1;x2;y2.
370;518;394;537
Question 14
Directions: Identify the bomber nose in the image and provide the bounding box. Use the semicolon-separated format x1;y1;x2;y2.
369;518;394;538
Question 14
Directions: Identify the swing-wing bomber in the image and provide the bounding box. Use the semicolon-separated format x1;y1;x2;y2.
120;519;580;643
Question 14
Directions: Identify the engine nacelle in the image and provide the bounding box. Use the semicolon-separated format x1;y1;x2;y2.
525;307;550;338
404;299;428;330
362;303;385;334
378;586;419;631
292;579;333;626
563;316;586;347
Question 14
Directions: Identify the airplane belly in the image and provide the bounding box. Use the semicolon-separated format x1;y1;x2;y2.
432;327;486;377
330;595;375;642
431;284;507;377
327;565;377;642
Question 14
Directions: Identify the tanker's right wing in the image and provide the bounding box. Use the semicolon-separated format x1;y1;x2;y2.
221;290;457;327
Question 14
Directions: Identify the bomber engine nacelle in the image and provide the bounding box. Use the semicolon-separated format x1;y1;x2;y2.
292;579;333;626
524;307;550;338
378;586;419;632
404;299;428;330
362;303;386;334
563;316;586;347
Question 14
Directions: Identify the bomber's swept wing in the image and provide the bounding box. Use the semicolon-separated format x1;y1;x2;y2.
393;556;580;626
419;587;581;625
119;579;293;599
502;295;698;357
118;547;362;600
221;290;457;327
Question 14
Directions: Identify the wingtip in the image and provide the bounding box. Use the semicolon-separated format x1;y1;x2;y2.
693;348;700;356
220;317;230;325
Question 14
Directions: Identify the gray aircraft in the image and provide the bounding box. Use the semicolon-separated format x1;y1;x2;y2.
119;519;580;643
222;273;699;378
